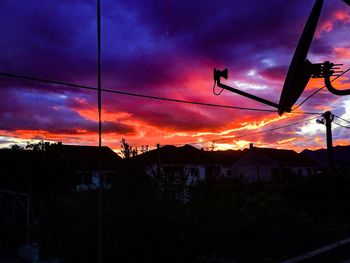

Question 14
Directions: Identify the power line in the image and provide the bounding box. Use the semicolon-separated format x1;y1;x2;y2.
0;71;284;113
292;67;350;111
0;72;96;90
0;71;322;115
212;116;320;143
290;111;323;115
333;120;350;129
334;114;350;125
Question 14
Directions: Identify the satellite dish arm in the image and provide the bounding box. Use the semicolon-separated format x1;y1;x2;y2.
323;61;350;96
214;68;280;109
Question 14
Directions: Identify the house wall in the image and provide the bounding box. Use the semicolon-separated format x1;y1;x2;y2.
220;165;232;177
232;151;278;181
185;165;206;184
145;164;208;185
232;166;315;181
232;165;273;181
290;167;314;177
75;170;113;191
146;164;195;182
198;166;206;181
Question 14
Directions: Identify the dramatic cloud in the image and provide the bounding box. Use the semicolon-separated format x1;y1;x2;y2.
1;0;350;152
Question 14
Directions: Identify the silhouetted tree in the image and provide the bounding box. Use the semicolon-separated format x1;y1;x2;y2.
10;144;24;150
140;145;149;154
132;147;138;157
120;138;138;158
26;140;51;151
210;142;215;151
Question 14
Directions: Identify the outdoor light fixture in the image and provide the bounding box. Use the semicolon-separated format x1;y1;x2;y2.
316;112;334;125
316;119;325;125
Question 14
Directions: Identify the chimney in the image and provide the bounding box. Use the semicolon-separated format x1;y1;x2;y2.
249;143;254;150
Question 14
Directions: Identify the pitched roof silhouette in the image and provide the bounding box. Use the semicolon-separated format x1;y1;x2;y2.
247;147;316;167
0;144;122;170
301;145;350;167
48;144;122;169
134;144;244;165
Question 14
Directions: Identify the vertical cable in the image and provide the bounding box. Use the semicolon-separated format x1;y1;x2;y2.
97;0;102;147
97;0;102;263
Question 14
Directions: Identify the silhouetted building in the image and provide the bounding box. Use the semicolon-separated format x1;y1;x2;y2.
134;144;316;185
0;144;122;194
233;146;316;181
134;144;243;183
301;145;350;174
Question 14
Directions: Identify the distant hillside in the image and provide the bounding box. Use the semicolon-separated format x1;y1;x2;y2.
301;145;350;168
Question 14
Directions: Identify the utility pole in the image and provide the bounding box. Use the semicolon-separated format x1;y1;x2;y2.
156;144;161;178
324;111;334;174
317;111;334;174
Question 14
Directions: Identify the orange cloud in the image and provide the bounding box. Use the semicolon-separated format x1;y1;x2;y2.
277;137;297;145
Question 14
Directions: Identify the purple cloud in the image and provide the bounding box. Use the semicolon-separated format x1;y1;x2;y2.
0;0;349;149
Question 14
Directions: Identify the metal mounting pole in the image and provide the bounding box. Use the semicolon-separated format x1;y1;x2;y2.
322;61;350;96
213;68;280;110
217;82;280;109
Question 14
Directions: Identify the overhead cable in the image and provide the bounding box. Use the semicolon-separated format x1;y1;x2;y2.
0;72;284;113
333;120;350;129
334;114;350;125
292;67;350;111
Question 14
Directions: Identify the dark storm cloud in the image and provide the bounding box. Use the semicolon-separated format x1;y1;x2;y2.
0;0;97;85
102;54;180;91
0;0;336;90
1;0;343;82
110;0;317;59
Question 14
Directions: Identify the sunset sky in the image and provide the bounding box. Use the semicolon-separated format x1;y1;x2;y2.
1;0;350;153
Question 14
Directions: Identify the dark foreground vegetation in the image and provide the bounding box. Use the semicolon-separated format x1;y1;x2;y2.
2;164;350;262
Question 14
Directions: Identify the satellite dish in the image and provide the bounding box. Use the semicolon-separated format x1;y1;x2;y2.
278;0;324;115
213;0;328;115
